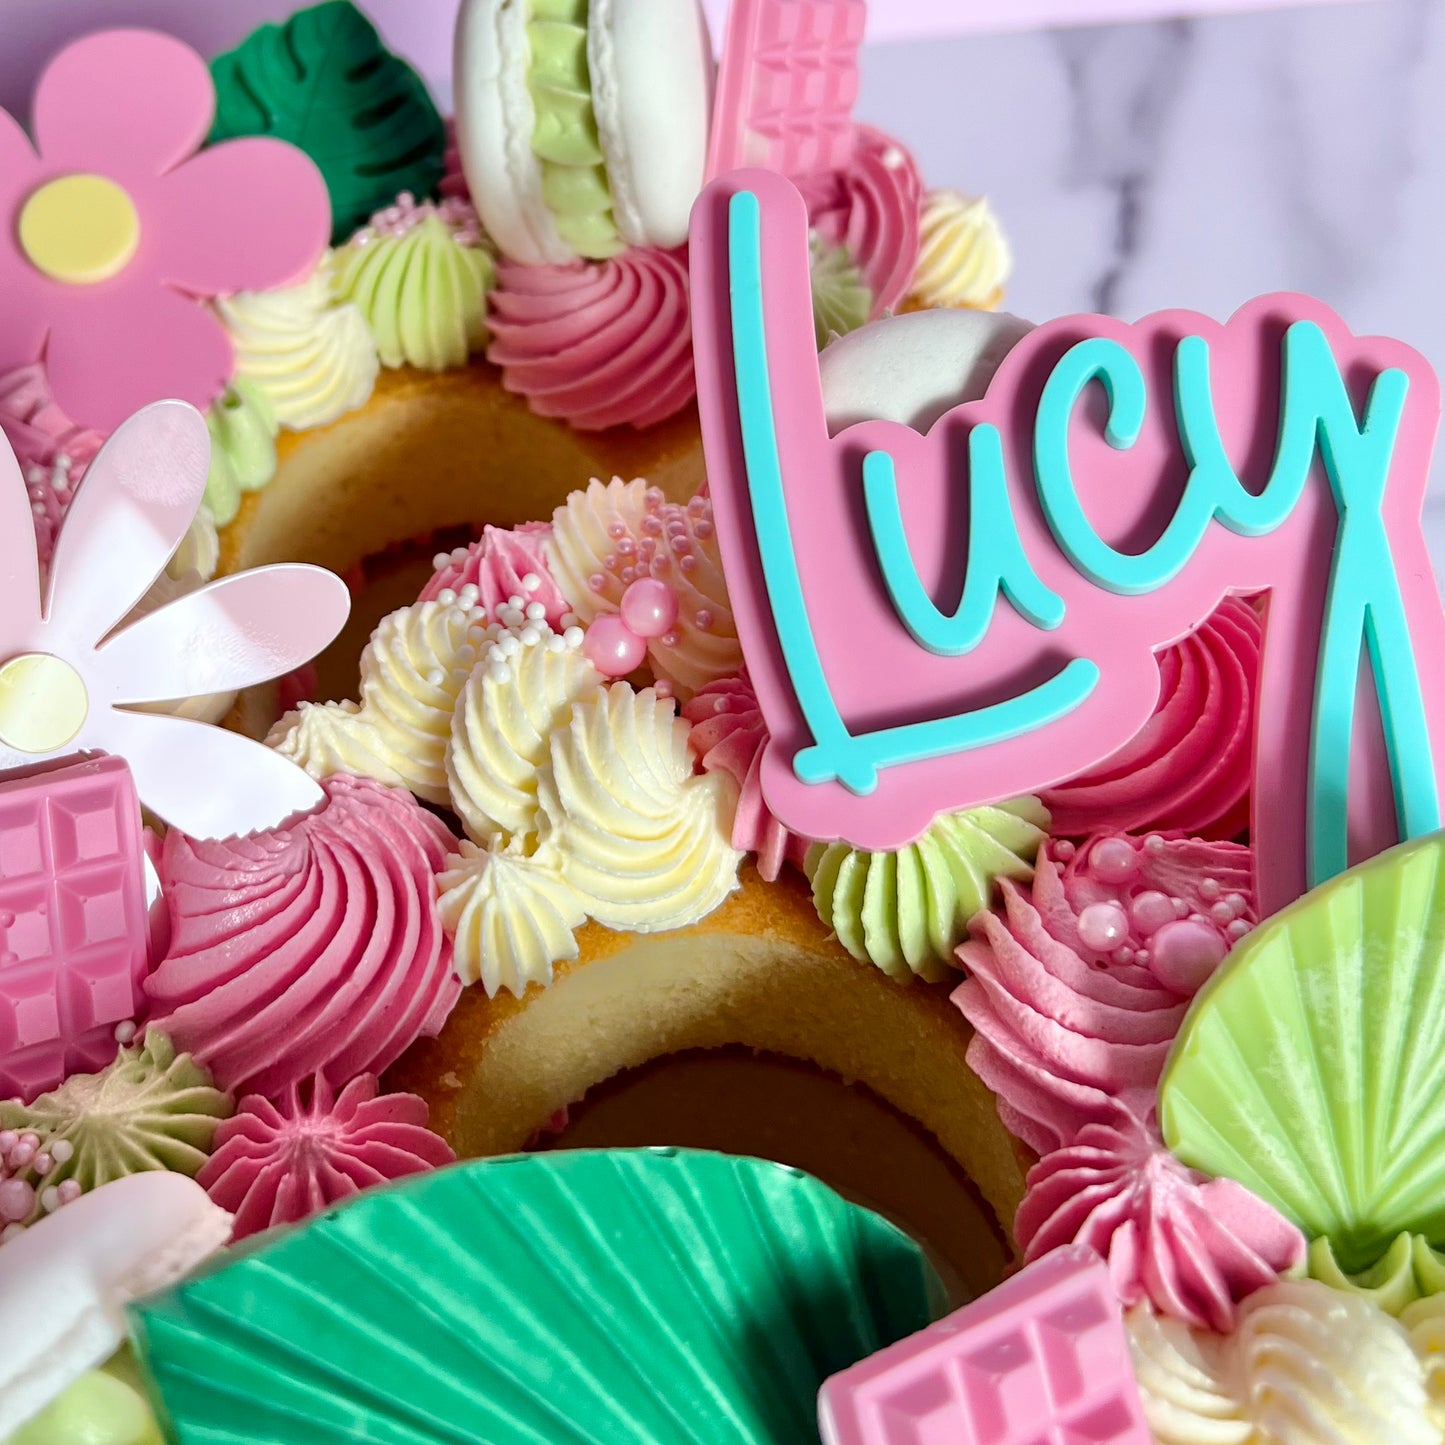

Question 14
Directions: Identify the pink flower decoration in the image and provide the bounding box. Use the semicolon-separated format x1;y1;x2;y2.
197;1073;455;1240
1015;1111;1305;1333
0;29;329;433
0;400;350;839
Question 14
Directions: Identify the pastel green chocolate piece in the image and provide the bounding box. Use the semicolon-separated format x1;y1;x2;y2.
526;0;623;258
0;1031;231;1225
334;216;495;372
203;378;278;526
806;797;1049;983
210;1;446;243
811;236;874;350
1160;833;1445;1274
5;1351;162;1445
129;1149;943;1445
1308;1232;1445;1317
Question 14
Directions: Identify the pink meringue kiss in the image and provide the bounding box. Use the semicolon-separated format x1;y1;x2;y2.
1041;596;1262;840
682;672;810;882
1015;1111;1306;1332
486;246;694;431
418;521;571;628
145;774;461;1097
954;833;1254;1156
798;124;925;318
197;1072;455;1240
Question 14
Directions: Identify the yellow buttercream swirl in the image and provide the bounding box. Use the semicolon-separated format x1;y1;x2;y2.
268;599;480;804
1126;1283;1439;1445
538;682;743;931
805;798;1048;982
216;260;379;429
437;836;587;997
907;189;1012;311
333;213;494;371
1125;1305;1250;1445
1401;1295;1445;1434
1309;1233;1445;1317
166;503;219;584
546;475;652;614
447;636;602;845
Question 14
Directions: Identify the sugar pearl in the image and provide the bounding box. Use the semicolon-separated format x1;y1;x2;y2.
583;615;647;677
1077;901;1129;952
620;578;679;639
1130;890;1177;938
1088;836;1137;884
1149;918;1227;995
0;1178;34;1223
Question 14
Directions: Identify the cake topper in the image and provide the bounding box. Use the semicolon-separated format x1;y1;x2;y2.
690;168;1445;917
0;399;350;840
0;29;329;434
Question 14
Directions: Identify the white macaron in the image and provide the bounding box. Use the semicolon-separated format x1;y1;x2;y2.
455;0;715;266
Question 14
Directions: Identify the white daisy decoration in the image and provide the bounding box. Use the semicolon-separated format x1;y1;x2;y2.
0;399;349;838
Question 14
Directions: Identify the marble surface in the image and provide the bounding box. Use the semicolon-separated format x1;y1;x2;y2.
859;0;1445;573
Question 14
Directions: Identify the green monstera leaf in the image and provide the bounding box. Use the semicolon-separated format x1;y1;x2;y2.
210;1;445;243
130;1150;944;1445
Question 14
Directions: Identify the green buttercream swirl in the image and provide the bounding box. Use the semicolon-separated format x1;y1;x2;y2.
528;0;622;257
1308;1232;1445;1316
4;1350;162;1445
203;378;278;527
0;1030;232;1225
806;798;1050;982
334;215;495;371
811;235;874;350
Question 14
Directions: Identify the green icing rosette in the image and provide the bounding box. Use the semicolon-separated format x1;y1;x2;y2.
811;235;874;349
806;798;1050;982
334;207;495;372
203;378;278;526
1309;1232;1445;1317
0;1031;231;1226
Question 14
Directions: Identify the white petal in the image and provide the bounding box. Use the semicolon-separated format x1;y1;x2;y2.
44;401;209;648
0;425;41;643
98;706;326;839
92;565;350;704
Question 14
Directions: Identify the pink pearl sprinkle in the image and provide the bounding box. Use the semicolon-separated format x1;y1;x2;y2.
7;1140;36;1170
607;521;627;540
679;554;698;574
1077;901;1128;952
1199;877;1222;901
582;615;647;677
56;1179;82;1204
1053;839;1076;862
0;1178;34;1223
694;609;713;631
655;680;674;700
620;578;679;639
588;573;607;593
1088;836;1137;884
1149;918;1226;995
0;1131;15;1153
1130;890;1177;938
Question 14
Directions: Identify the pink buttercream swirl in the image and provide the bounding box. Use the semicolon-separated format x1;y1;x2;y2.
418;521;571;628
1041;596;1261;839
146;774;461;1098
798;124;924;317
197;1072;455;1240
1016;1111;1306;1332
486;246;695;430
954;832;1255;1156
0;363;105;566
682;673;809;880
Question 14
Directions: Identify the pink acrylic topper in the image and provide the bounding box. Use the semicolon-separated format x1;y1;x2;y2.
818;1245;1151;1445
0;399;350;841
689;169;1445;917
707;0;867;182
0;754;149;1101
0;28;329;433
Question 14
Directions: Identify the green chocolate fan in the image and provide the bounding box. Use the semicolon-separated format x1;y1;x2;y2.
1160;832;1445;1273
129;1149;944;1444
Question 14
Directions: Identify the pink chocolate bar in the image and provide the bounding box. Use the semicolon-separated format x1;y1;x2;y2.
0;755;149;1100
818;1245;1151;1445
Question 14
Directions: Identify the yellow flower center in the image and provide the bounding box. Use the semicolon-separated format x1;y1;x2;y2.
18;174;140;285
0;653;89;753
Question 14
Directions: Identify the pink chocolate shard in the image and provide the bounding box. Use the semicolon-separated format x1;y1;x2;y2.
707;0;867;181
818;1245;1151;1445
0;755;149;1101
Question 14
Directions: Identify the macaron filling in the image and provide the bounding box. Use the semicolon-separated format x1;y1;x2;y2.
526;0;622;259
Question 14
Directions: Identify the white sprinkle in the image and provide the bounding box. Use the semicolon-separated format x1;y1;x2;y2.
563;626;584;649
525;601;546;621
49;1139;74;1164
40;1186;60;1213
113;1020;137;1044
432;552;450;570
507;594;524;609
459;584;480;606
438;588;457;606
426;667;445;687
498;634;521;658
489;661;512;684
520;625;541;647
0;1224;23;1243
522;572;541;593
451;546;469;563
546;634;566;653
